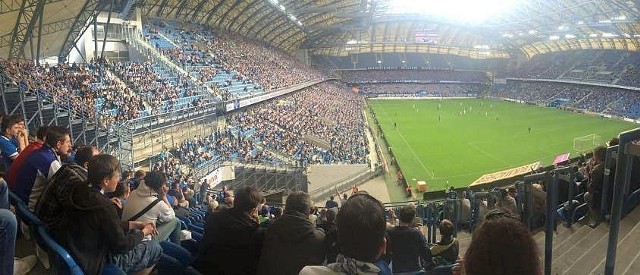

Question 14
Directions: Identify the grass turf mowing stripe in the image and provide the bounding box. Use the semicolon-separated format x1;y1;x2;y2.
368;98;637;193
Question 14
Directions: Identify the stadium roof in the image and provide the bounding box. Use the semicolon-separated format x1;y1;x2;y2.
0;0;639;61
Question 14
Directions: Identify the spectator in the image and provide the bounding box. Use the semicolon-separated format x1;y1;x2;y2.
325;196;339;209
194;186;265;274
300;193;390;275
0;114;28;171
129;170;146;190
461;209;540;275
430;219;459;266
122;171;180;244
496;188;519;218
386;204;432;273
258;191;326;275
108;180;131;218
6;126;48;189
585;146;606;228
36;145;99;228
168;182;189;208
318;207;338;263
13;126;71;210
47;154;162;274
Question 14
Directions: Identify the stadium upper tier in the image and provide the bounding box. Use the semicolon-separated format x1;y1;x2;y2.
0;19;327;130
341;69;490;84
511;50;640;86
358;83;486;98
143;20;323;98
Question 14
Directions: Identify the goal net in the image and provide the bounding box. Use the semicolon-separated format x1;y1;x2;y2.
573;134;603;153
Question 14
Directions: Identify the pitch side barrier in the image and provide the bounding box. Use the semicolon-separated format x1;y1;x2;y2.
605;128;640;275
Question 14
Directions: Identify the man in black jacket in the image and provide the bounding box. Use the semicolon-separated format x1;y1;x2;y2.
194;186;265;274
386;204;432;273
45;154;161;274
257;191;326;275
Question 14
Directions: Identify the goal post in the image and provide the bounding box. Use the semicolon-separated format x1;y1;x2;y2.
573;134;603;153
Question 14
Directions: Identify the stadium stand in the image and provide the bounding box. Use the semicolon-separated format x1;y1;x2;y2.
341;69;490;83
491;80;640;119
4;0;640;274
227;82;369;165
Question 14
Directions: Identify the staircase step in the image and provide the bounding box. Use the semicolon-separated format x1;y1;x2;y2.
551;223;609;273
585;205;640;274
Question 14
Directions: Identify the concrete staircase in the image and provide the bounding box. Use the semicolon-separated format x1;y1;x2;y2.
532;205;640;274
452;205;640;274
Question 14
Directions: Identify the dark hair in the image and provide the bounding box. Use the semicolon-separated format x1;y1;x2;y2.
233;187;263;213
75;145;96;167
88;154;120;186
464;211;540;275
337;193;386;262
285;191;312;215
593;146;607;162
36;126;49;140
1;114;23;133
144;171;167;194
608;137;619;146
45;126;70;148
109;180;130;198
439;219;454;238
325;207;338;223
398;204;417;224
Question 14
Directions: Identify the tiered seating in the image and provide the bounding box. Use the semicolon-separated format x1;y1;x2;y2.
492;81;640;118
170;128;285;170
341;69;489;83
108;61;203;117
144;21;264;100
359;83;484;97
510;50;640;88
228;82;368;165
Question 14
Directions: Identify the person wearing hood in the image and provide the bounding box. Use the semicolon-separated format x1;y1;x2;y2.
121;171;180;244
257;191;326;275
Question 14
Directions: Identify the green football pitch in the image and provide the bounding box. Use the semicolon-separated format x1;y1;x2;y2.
368;98;638;192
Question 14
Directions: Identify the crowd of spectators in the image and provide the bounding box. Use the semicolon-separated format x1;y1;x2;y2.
1;60;102;120
617;65;640;87
206;33;323;91
110;61;203;115
492;80;640;118
144;20;322;101
169;129;284;169
0;59;206;130
359;83;485;98
341;69;489;83
227;82;369;165
509;50;640;89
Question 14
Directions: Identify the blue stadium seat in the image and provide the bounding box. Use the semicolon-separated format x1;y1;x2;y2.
36;226;85;275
